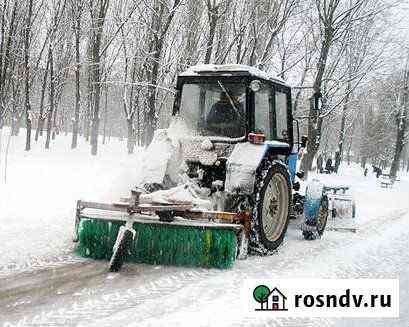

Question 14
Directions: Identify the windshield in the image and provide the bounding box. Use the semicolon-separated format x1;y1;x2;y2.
178;81;246;138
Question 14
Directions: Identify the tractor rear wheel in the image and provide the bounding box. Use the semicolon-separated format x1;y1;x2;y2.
255;163;291;252
302;196;329;240
316;196;329;236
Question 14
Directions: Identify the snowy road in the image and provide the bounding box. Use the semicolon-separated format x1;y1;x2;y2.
0;134;408;326
1;208;408;327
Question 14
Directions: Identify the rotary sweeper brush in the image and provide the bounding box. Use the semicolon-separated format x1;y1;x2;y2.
73;64;329;272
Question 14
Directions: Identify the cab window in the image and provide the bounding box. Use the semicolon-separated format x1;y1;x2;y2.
275;91;288;141
254;83;273;139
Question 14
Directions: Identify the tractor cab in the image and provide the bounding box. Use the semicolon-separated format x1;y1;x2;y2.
172;64;293;151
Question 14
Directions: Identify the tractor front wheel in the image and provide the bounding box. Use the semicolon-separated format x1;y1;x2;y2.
255;163;291;252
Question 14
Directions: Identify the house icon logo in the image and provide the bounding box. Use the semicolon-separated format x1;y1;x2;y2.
253;285;288;311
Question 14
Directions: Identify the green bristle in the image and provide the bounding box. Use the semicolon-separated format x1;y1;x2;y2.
75;218;237;269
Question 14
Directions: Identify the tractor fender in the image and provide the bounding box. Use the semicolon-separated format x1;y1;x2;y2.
303;179;325;222
225;141;290;194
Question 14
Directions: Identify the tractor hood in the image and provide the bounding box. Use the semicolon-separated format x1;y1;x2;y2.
138;119;290;196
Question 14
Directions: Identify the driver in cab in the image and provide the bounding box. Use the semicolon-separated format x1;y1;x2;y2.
206;91;244;138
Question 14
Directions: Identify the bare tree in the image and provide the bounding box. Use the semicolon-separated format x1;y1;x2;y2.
144;0;182;145
204;0;223;64
0;0;18;132
89;0;110;155
44;0;67;149
390;63;408;179
303;0;385;177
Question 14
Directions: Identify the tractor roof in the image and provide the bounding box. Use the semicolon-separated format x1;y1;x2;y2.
180;64;289;87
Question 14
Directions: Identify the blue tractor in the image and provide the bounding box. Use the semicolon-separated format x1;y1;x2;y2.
74;64;329;271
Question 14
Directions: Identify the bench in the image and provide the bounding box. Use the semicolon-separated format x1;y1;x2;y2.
323;185;350;195
323;185;355;219
380;174;393;188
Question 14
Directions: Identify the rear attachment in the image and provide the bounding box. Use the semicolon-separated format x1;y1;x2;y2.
74;200;250;271
324;185;357;233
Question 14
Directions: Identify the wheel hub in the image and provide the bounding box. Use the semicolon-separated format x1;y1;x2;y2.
268;197;279;216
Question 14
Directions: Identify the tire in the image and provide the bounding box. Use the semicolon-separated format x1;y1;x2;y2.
316;196;329;236
109;229;133;272
302;196;328;240
254;163;291;251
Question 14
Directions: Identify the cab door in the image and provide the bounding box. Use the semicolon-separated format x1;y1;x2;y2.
253;81;274;140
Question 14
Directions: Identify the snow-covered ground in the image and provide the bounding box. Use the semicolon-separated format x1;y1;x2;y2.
0;130;408;327
0;129;142;276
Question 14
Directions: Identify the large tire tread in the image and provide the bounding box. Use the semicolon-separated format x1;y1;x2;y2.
252;162;291;252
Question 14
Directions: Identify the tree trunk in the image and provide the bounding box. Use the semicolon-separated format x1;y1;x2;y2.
137;99;140;146
90;57;101;155
24;0;33;152
127;119;134;154
346;139;353;165
89;0;109;155
145;0;180;145
390;88;408;179
304;25;333;179
45;46;54;149
0;0;18;124
51;100;58;140
71;7;81;149
10;115;17;136
146;86;157;145
11;85;20;136
15;112;22;136
35;50;51;141
406;156;409;172
361;156;367;169
204;5;218;65
84;71;91;142
336;85;351;172
103;84;108;145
